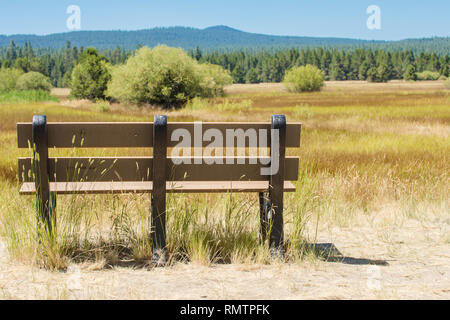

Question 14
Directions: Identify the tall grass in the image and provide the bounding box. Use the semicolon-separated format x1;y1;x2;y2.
0;90;58;103
184;97;253;113
0;184;315;269
0;82;448;269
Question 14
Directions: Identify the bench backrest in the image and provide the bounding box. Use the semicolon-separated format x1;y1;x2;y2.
17;115;301;184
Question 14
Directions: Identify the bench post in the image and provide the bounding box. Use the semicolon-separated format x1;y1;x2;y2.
268;115;286;255
259;192;266;241
151;115;167;265
259;192;270;243
32;115;55;237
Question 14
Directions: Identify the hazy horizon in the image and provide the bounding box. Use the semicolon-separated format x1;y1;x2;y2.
0;1;449;41
1;25;448;43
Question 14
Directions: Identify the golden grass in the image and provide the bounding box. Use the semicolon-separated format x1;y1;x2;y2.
0;81;448;269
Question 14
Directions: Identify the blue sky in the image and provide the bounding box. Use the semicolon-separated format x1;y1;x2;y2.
0;0;449;40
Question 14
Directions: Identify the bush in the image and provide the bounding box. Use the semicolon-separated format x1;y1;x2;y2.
283;65;324;93
70;48;111;100
0;68;24;92
196;63;233;97
416;71;440;81
106;45;232;108
15;72;52;92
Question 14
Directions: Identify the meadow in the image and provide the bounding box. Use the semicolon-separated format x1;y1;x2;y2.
0;80;448;299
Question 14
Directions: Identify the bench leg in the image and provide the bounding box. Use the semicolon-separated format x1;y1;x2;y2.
35;190;56;237
268;115;286;257
259;192;269;243
50;193;57;233
151;115;168;266
32;115;56;239
268;192;285;258
151;193;166;265
261;191;285;258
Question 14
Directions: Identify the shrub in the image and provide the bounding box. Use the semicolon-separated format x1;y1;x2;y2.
106;45;232;108
196;63;233;97
70;48;111;100
15;72;52;92
0;68;24;92
283;65;324;93
416;71;440;81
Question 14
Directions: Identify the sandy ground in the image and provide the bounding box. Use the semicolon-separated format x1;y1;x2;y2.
1;211;448;300
2;82;448;299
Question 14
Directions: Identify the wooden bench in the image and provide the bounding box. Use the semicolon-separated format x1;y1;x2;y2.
17;115;301;262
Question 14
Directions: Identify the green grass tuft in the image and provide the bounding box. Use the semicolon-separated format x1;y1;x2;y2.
0;90;59;103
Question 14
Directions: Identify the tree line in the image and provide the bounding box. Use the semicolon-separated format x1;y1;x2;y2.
0;41;129;87
190;47;449;83
1;40;448;87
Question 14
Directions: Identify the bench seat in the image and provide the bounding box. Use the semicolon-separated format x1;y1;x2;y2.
19;181;296;195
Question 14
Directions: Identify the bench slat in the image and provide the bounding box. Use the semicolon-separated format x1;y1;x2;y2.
19;181;296;195
17;122;301;148
18;156;299;182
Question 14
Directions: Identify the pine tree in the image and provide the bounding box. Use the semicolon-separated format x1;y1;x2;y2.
439;56;449;77
403;64;417;81
366;67;378;82
194;46;202;61
70;48;111;99
6;41;17;61
231;63;245;83
329;53;345;80
245;68;259;83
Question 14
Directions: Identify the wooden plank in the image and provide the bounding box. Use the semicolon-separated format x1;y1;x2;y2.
17;122;301;148
18;157;152;183
19;181;297;195
18;156;299;182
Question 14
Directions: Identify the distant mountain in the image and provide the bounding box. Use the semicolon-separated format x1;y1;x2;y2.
1;26;449;53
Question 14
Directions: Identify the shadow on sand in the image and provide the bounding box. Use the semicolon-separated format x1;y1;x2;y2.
306;243;389;266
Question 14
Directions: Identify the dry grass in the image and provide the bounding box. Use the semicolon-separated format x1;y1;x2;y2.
225;80;448;94
0;81;449;299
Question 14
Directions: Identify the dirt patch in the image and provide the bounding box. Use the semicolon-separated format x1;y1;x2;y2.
1;211;448;300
